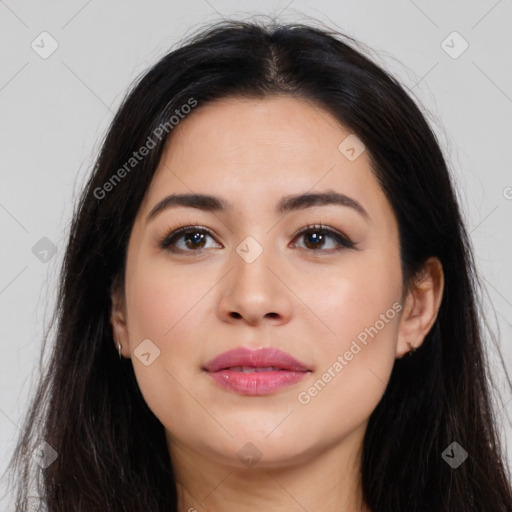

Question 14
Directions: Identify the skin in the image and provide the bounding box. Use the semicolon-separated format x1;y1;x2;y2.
111;95;444;512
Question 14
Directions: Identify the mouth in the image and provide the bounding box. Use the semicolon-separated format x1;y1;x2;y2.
221;366;290;373
203;347;311;396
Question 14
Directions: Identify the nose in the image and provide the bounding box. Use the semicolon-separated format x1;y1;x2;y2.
217;240;294;327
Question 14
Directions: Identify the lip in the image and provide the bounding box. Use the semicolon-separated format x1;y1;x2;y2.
203;347;311;396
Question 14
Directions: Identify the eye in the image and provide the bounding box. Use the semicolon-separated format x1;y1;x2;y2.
159;226;220;253
159;223;357;254
291;224;357;253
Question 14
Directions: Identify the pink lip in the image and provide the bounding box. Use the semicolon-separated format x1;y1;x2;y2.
203;347;311;396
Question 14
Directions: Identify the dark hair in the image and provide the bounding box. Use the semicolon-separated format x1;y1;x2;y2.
5;18;512;511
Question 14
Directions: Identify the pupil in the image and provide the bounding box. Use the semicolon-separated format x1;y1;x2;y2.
307;232;323;249
187;232;204;248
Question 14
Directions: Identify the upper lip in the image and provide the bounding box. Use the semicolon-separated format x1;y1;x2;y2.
203;347;310;372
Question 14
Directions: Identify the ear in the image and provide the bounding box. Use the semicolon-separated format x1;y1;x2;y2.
396;256;444;358
110;275;130;358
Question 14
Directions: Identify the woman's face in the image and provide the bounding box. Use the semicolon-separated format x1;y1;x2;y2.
113;95;406;469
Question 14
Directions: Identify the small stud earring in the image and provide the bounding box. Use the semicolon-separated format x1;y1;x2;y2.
406;340;417;356
117;341;123;359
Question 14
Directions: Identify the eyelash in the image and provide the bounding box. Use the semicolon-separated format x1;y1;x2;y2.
158;223;357;254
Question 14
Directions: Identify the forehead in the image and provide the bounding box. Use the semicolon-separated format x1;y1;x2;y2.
140;95;393;225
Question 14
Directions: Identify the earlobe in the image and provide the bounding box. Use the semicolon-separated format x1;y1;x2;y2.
396;257;444;358
110;280;129;357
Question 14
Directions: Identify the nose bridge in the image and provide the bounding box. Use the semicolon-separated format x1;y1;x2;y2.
232;232;275;295
217;231;293;325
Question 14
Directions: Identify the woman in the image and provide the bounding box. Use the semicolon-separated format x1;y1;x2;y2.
6;19;512;511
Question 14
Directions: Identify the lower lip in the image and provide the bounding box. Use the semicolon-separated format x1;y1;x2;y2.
206;369;309;396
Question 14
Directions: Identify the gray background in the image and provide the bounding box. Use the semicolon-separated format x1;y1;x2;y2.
1;0;511;507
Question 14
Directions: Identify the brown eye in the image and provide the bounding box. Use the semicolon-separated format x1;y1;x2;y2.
159;226;220;252
292;224;356;252
159;223;357;255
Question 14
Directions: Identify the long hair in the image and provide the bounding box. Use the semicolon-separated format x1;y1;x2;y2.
6;18;512;511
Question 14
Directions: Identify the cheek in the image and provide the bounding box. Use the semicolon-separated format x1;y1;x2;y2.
296;247;402;351
125;255;211;346
123;261;208;418
293;310;400;450
292;249;402;433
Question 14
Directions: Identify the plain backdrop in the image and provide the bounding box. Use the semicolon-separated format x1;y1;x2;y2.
1;0;511;507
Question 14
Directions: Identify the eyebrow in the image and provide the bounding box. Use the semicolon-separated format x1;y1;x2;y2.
146;190;370;223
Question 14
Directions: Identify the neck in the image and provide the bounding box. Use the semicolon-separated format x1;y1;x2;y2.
167;423;371;512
